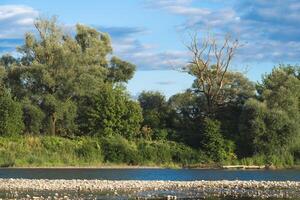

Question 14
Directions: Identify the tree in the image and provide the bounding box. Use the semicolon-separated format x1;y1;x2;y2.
167;90;202;144
214;72;255;140
239;65;300;158
200;118;228;162
184;33;239;116
0;54;18;68
77;84;143;139
22;98;45;134
108;56;136;83
0;86;24;136
7;17;136;136
138;91;169;130
138;91;172;140
0;65;6;85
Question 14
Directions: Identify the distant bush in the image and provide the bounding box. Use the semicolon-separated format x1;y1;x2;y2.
137;140;205;166
100;135;140;165
75;137;103;163
0;150;15;167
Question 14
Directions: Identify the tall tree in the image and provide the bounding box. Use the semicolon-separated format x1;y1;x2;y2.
184;33;239;116
239;65;300;157
7;17;136;135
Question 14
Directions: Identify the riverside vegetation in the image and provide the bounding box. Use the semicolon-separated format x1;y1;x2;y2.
0;17;299;168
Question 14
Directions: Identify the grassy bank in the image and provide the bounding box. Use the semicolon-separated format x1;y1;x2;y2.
0;135;208;168
0;135;298;169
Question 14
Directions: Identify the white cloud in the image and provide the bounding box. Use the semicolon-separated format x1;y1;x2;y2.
0;5;38;39
145;0;300;64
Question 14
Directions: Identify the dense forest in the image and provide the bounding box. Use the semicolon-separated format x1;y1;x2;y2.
0;18;299;168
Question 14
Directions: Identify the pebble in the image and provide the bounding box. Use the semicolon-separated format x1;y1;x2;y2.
0;179;299;199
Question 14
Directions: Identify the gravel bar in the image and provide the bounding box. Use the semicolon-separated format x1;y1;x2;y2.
0;179;299;199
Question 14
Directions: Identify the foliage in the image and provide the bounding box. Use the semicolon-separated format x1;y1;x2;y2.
167;91;202;145
0;135;205;167
7;17;136;136
77;84;142;139
22;98;45;134
0;86;24;136
0;17;298;167
239;65;300;162
138;91;169;129
101;135;140;164
200;118;228;162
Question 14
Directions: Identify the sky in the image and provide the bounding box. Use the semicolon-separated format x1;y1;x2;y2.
0;0;299;98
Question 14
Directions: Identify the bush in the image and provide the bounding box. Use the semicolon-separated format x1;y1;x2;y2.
137;140;205;166
75;137;102;163
200;118;227;162
137;140;158;163
101;135;140;165
77;84;143;139
152;129;168;140
0;150;15;167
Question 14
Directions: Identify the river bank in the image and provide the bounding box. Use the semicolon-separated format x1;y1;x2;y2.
1;136;298;170
3;163;300;170
0;179;299;199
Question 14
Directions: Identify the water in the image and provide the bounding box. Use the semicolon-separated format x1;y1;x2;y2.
0;168;299;181
0;168;299;199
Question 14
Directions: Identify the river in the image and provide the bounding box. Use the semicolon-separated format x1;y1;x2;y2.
0;168;299;181
0;168;299;199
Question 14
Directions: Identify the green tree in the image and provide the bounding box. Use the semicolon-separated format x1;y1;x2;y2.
214;72;255;141
200;118;228;162
22;98;45;134
0;86;24;135
108;56;136;83
0;65;7;84
0;54;18;68
239;65;300;158
7;17;136;136
77;84;143;139
167;91;202;145
138;91;170;140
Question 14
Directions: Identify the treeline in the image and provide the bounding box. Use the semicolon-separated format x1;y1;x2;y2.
0;17;299;167
137;65;300;166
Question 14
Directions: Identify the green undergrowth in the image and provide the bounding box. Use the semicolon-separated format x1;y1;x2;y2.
0;135;208;167
0;135;297;168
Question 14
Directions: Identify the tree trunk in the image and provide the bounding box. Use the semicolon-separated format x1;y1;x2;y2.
50;112;56;135
206;94;214;117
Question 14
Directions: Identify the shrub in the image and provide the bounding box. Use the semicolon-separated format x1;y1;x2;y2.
101;135;140;165
152;129;168;140
0;150;15;167
75;137;102;163
200;118;227;162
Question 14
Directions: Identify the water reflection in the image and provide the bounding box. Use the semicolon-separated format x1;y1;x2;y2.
0;168;299;181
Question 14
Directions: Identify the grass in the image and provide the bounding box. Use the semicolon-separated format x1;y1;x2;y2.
0;135;296;168
0;135;205;168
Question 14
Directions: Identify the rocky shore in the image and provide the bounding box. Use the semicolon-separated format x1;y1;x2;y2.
0;179;299;199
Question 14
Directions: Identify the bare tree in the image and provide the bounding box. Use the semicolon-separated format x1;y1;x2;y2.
183;32;239;116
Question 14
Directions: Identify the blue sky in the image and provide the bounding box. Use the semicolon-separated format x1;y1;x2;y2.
0;0;299;98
